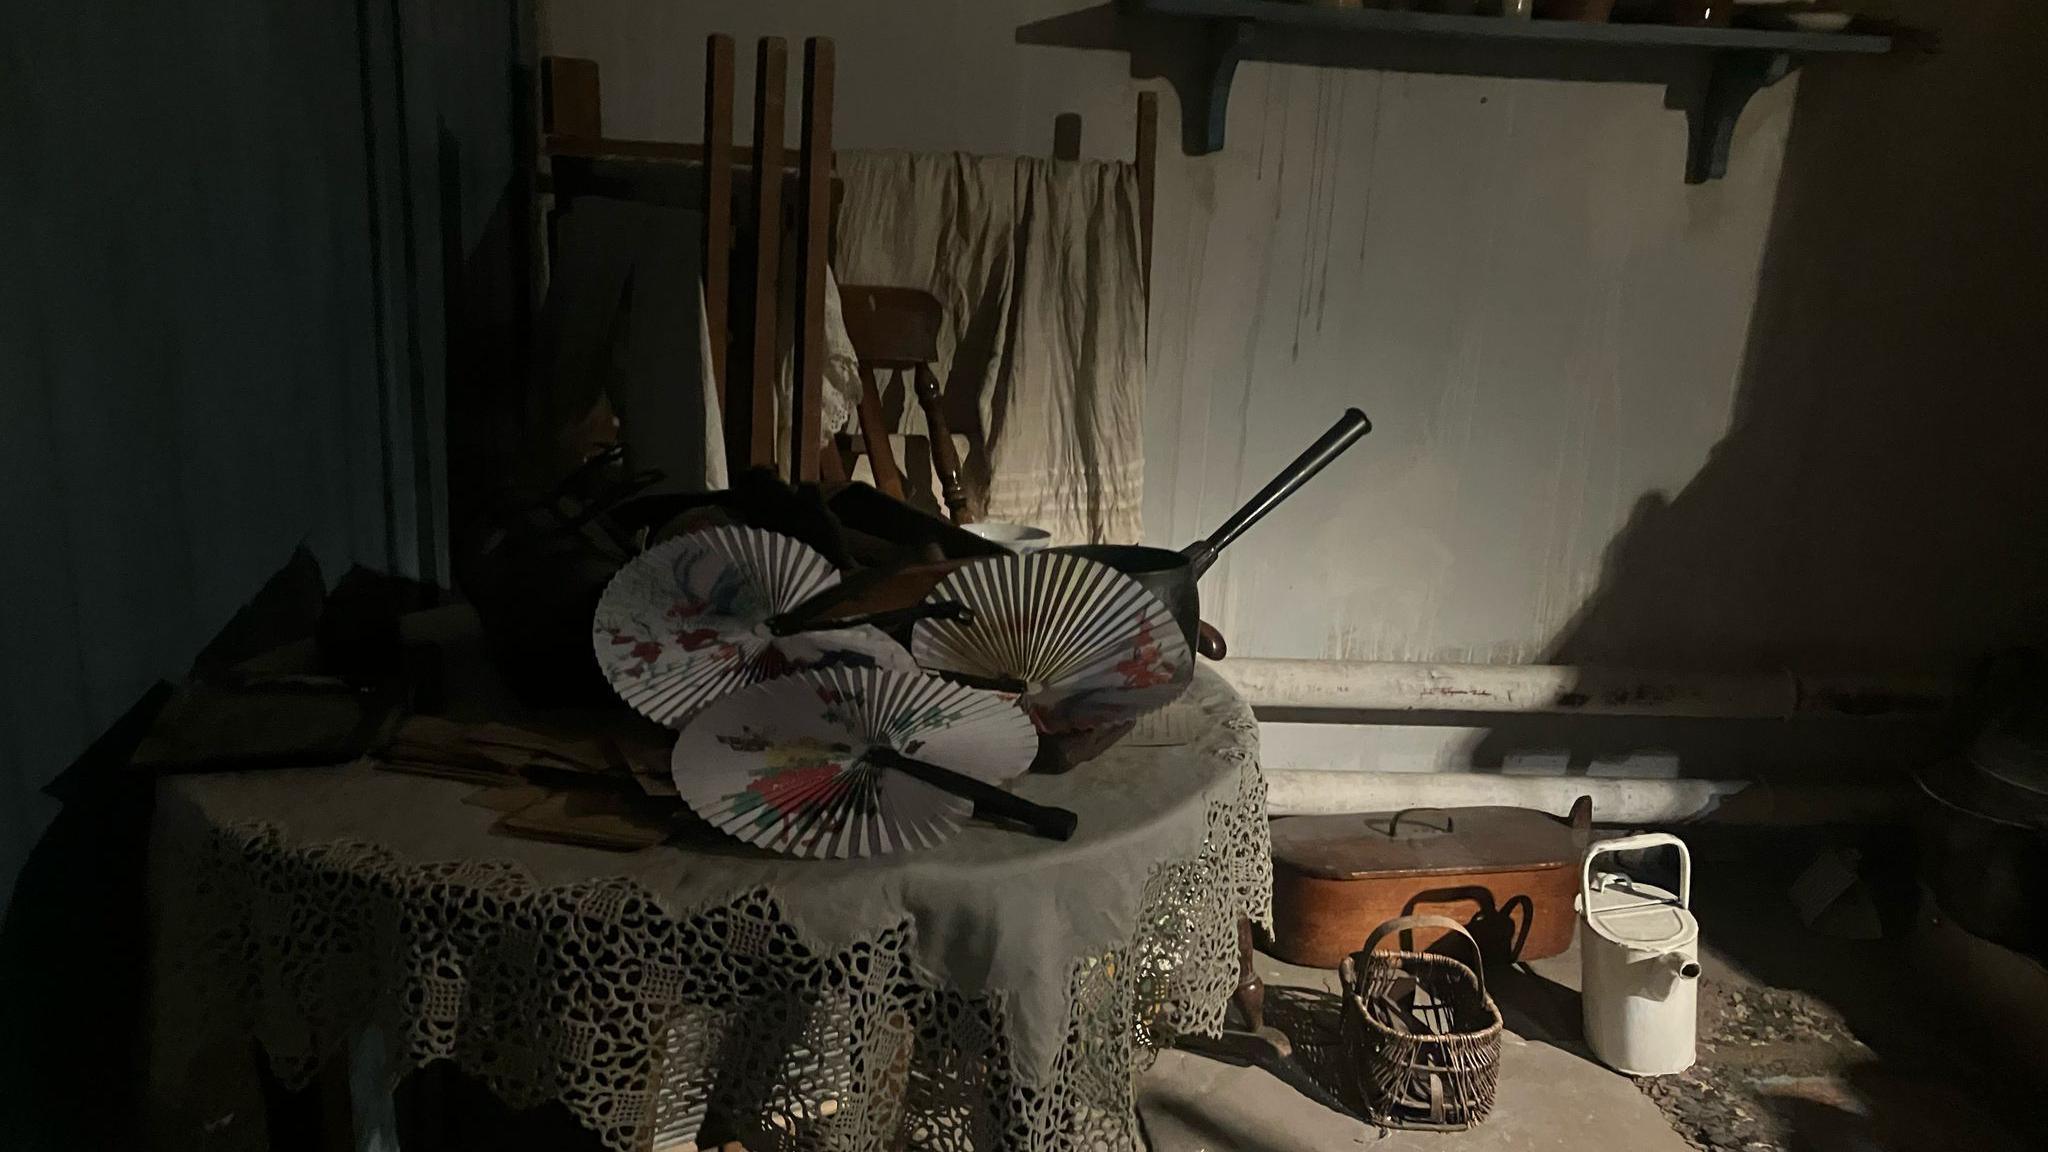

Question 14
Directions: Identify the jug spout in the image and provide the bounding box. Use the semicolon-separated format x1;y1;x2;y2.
1653;953;1703;993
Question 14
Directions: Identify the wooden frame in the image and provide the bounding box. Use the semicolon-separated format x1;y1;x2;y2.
738;38;786;473
701;36;734;406
539;41;837;483
789;38;835;482
1137;90;1158;300
540;53;1160;503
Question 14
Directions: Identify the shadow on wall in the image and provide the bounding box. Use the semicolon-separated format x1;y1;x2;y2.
1466;0;2048;776
0;0;533;1137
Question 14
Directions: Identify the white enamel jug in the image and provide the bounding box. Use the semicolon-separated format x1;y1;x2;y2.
1577;833;1701;1076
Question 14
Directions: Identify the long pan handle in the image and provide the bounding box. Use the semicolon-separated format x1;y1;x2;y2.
1184;408;1371;577
868;747;1077;841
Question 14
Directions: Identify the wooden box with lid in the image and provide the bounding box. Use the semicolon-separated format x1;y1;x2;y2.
1269;798;1593;968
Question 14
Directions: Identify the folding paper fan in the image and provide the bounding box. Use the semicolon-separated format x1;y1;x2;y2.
671;667;1061;858
593;526;918;727
911;552;1192;733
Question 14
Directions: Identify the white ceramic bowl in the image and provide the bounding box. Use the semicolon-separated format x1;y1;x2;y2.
963;521;1053;554
1787;10;1852;31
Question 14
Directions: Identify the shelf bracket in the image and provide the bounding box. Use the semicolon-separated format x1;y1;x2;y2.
1192;18;1255;155
1684;49;1793;184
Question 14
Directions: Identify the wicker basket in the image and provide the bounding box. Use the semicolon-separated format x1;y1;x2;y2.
1338;914;1504;1130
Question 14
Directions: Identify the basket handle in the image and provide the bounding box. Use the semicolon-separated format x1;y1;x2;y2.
1360;914;1488;1001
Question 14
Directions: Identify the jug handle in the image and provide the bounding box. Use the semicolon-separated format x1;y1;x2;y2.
1360;914;1489;1002
1580;832;1692;911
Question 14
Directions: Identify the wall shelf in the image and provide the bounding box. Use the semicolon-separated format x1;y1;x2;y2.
1129;0;1894;182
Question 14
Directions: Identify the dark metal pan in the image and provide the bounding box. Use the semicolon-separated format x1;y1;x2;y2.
1057;408;1372;659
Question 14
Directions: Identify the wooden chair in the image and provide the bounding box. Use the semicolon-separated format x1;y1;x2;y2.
835;286;971;524
540;37;838;484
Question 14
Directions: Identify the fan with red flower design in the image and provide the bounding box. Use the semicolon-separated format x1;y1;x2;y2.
671;666;1057;858
593;526;918;727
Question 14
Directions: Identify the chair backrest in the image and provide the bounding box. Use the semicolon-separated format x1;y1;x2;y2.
839;286;943;366
838;286;970;524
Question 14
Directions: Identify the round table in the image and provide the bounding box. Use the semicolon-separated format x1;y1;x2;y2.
149;662;1271;1152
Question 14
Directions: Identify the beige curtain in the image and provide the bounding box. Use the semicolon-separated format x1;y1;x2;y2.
834;150;1147;545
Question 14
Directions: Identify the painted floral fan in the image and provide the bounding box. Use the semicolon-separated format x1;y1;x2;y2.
671;667;1064;858
911;551;1192;733
594;526;918;727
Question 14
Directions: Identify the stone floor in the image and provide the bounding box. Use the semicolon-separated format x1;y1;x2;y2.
1139;949;1697;1152
1138;946;1698;1152
1139;830;2045;1152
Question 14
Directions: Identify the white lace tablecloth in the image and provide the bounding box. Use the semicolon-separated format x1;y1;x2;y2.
147;667;1270;1152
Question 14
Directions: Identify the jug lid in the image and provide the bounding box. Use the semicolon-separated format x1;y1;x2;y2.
1584;873;1698;951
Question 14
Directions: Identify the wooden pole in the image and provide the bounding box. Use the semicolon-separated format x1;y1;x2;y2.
740;37;787;472
790;37;835;482
702;36;734;411
1135;90;1158;303
541;57;601;136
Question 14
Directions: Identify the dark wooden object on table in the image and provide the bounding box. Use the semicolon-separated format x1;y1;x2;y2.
784;558;975;626
1269;797;1593;968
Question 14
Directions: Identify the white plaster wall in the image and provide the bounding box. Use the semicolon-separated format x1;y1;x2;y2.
1147;64;1786;664
543;0;1792;668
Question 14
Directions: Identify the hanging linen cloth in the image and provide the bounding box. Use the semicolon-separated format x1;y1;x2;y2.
834;150;1147;544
